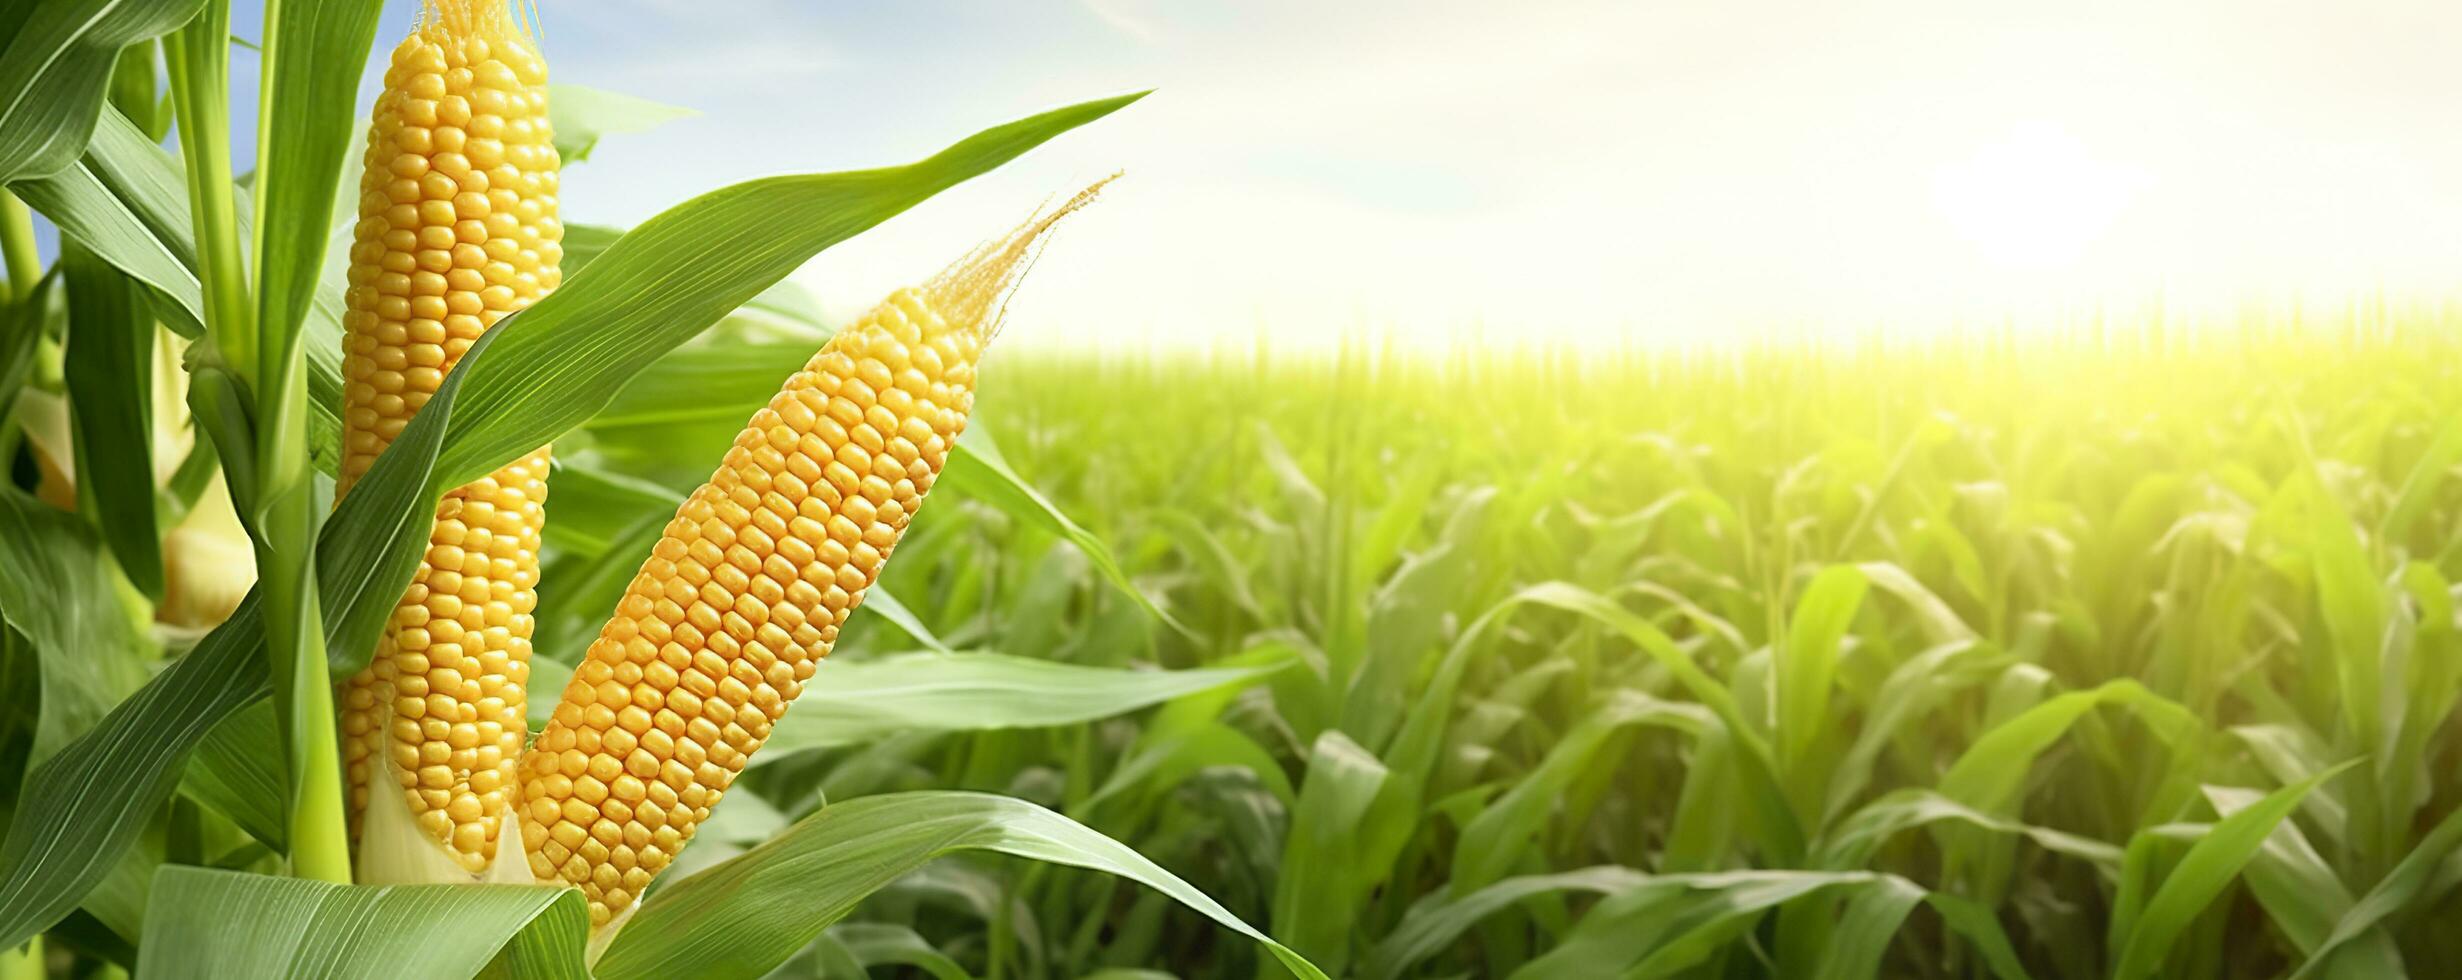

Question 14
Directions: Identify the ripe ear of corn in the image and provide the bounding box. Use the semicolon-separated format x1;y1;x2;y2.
336;0;562;883
518;180;1112;936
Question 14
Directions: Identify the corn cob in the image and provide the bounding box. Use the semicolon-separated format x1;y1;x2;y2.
519;181;1110;931
336;0;562;881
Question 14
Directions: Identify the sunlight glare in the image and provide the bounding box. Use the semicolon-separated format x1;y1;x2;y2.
1931;122;2151;272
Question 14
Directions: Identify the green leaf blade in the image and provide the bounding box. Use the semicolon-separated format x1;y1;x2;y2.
0;0;206;180
596;791;1324;980
135;866;588;980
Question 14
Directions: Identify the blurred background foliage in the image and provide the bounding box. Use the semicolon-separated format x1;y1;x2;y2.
538;318;2462;977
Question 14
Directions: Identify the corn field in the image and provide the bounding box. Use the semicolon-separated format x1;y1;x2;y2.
3;0;2460;977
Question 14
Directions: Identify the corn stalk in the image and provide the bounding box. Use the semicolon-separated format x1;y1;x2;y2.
163;0;351;884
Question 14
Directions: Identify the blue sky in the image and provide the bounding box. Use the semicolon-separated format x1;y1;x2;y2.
181;0;2462;348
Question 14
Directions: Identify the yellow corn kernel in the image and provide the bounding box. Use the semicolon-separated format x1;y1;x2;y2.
519;180;1111;932
338;0;561;881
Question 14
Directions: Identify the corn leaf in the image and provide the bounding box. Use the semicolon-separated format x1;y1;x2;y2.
536;461;679;559
1854;560;1977;644
547;83;693;165
2290;801;2462;979
1662;724;1741;872
1451;690;1712;894
134;866;588;980
588;342;818;433
1399;583;1804;863
2305;473;2386;755
1340;488;1493;751
58;246;162;597
0;270;52;411
1383;868;2034;980
0;0;204;180
1080;721;1295;813
2232;723;2351;863
945;423;1187;637
1822;639;2006;822
0;488;150;764
0;593;262;949
822;923;970;980
573;219;820;328
645;650;1280;758
2204;785;2405;977
1269;730;1413;979
245;0;381;449
1818;789;2123;873
1364;866;1649;980
2379;411;2462;546
1923;891;2037;980
10;142;204;336
572;342;821;488
594;791;1327;980
751;652;1290;761
1938;679;2199;816
1808;876;1928;980
1504;870;1883;979
2111;761;2359;980
850;586;951;655
1074;643;1304;817
1775;565;1867;785
177;700;285;849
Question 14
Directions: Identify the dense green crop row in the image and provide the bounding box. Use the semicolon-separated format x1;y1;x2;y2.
575;327;2458;978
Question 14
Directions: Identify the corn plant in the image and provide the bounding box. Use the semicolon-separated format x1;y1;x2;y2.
0;0;1332;976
